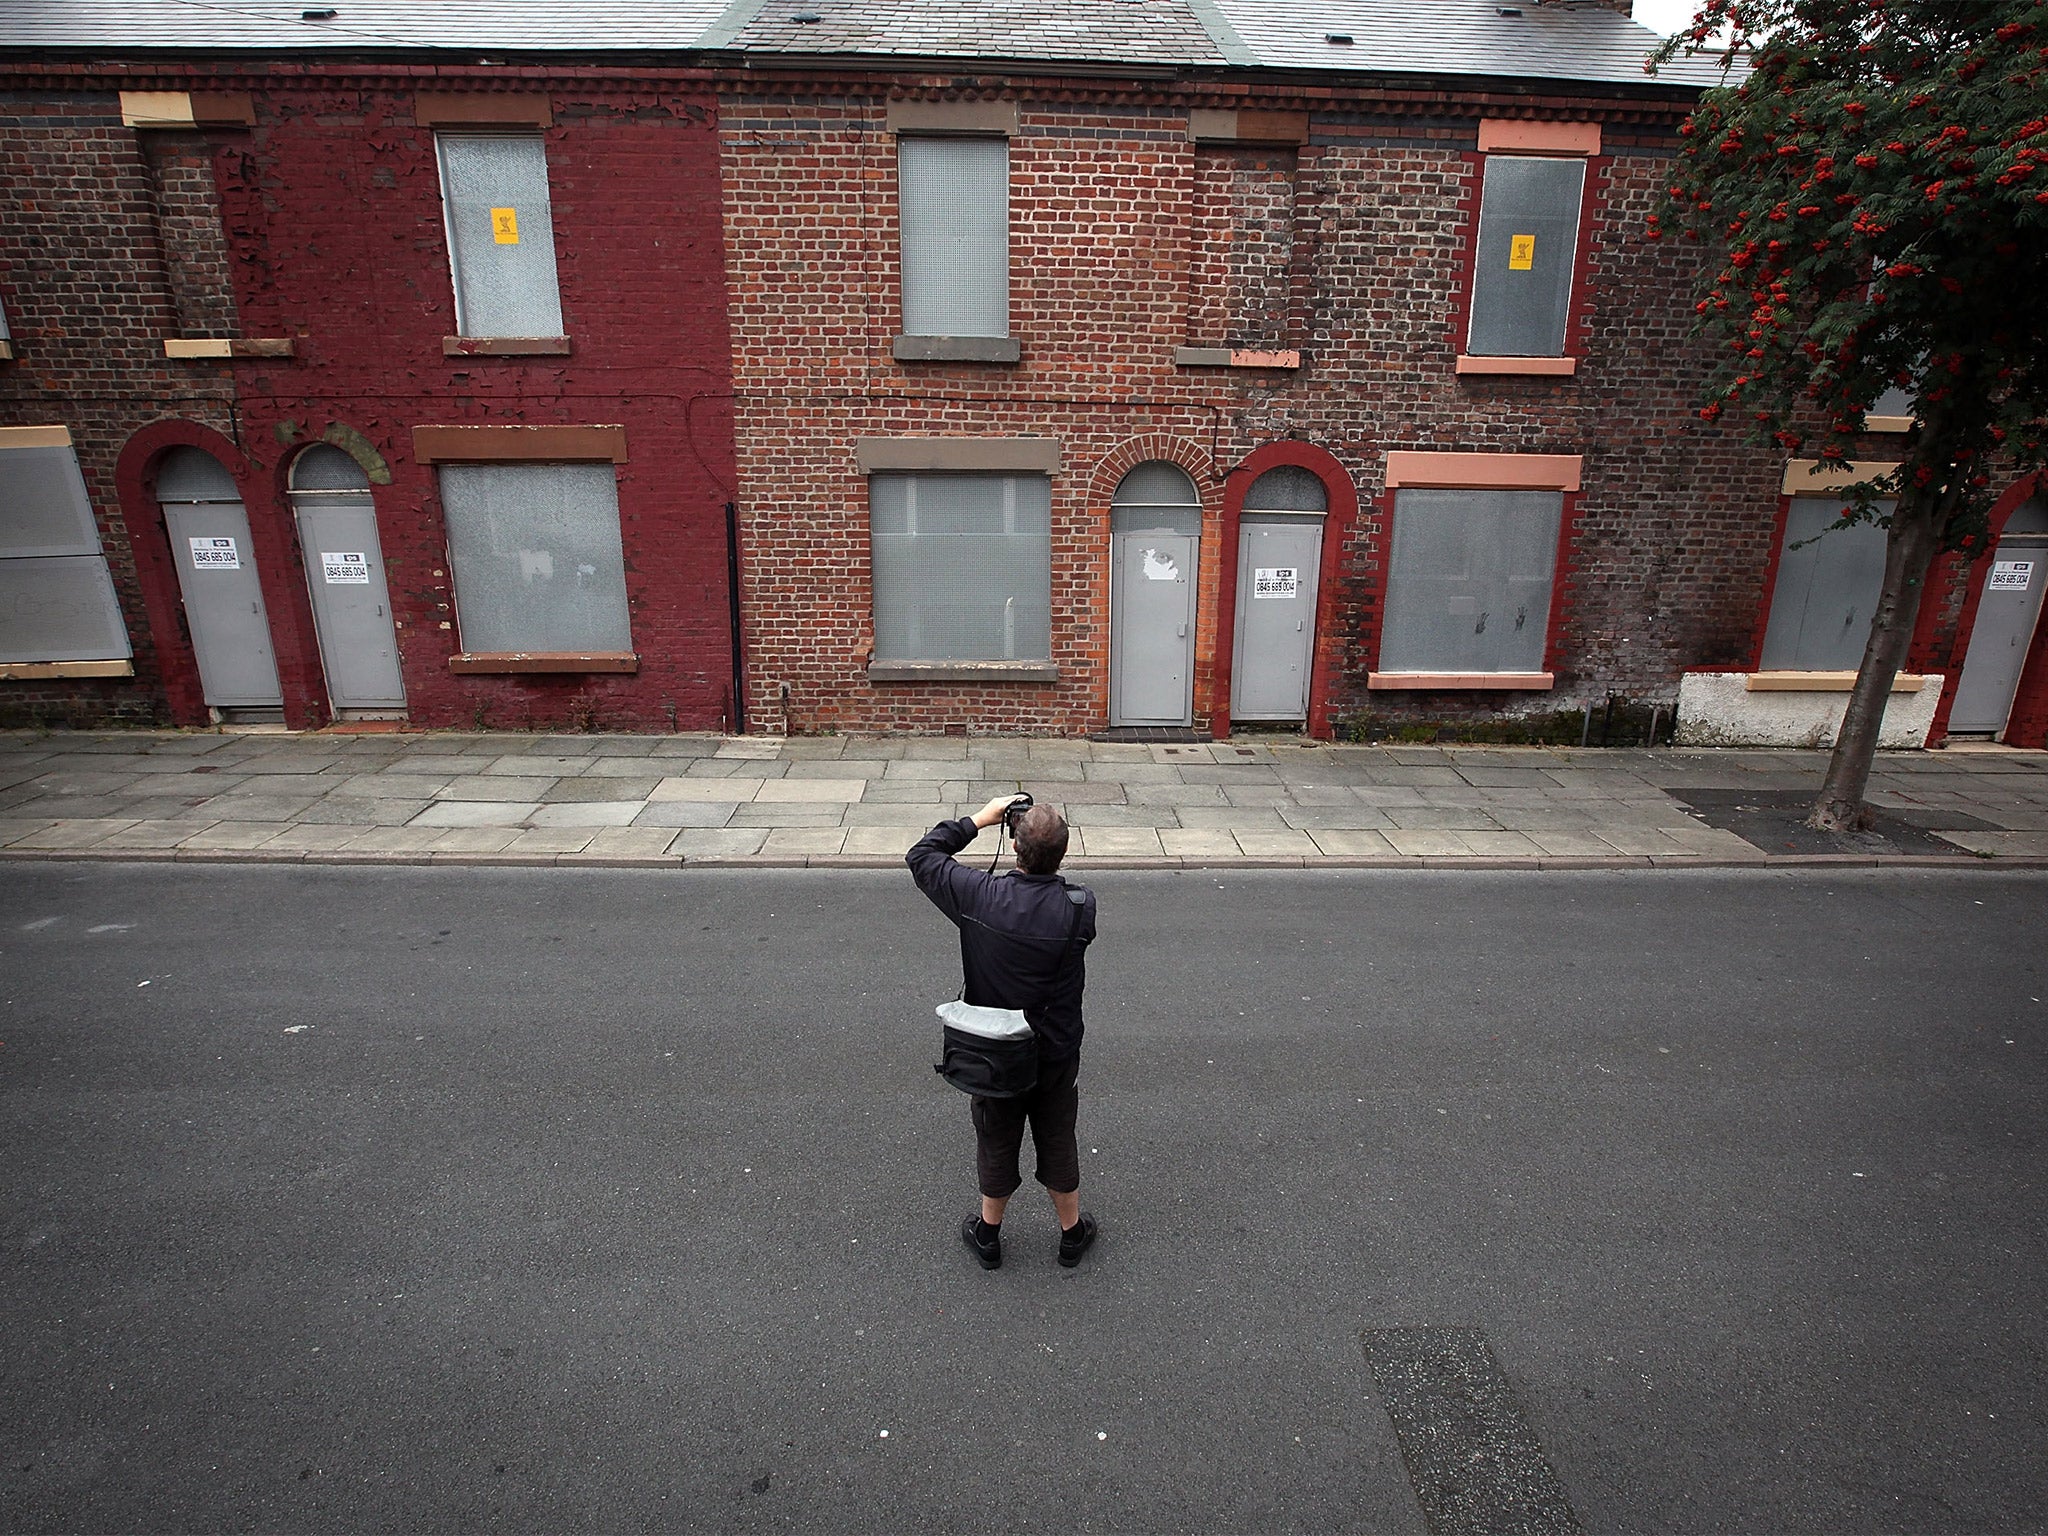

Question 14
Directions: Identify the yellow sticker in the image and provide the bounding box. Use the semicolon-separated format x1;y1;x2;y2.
1508;234;1536;271
491;207;520;244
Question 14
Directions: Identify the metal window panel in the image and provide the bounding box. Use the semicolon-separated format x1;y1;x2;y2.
1113;462;1200;507
155;446;240;501
437;134;565;339
1467;156;1585;358
438;463;631;653
1380;489;1562;673
1243;465;1329;513
1759;497;1892;671
0;555;132;663
871;473;1050;661
899;137;1008;339
290;443;371;491
0;444;103;556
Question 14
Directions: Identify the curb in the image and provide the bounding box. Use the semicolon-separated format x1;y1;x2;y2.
2;847;2039;872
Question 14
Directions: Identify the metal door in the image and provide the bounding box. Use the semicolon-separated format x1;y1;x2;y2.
293;493;406;710
1949;533;2048;733
1110;531;1197;725
162;501;284;708
1231;517;1323;720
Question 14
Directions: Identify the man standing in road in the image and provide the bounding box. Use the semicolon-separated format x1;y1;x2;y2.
908;793;1099;1271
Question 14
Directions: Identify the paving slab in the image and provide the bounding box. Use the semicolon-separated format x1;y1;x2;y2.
632;801;739;828
539;777;661;803
324;773;454;799
432;775;559;801
760;827;850;856
500;827;600;855
176;821;296;851
752;777;866;803
727;805;845;828
838;826;933;858
1158;828;1241;857
1933;829;2048;855
428;831;524;856
672;827;770;859
296;797;431;827
1307;829;1399;856
525;802;645;828
342;827;451;854
259;824;369;853
1232;829;1320;857
650;776;764;802
92;819;221;850
409;801;540;828
681;758;789;780
1075;827;1165;857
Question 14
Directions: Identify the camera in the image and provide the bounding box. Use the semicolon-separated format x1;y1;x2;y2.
1002;792;1034;836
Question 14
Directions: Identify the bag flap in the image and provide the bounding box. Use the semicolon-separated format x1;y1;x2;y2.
936;999;1034;1040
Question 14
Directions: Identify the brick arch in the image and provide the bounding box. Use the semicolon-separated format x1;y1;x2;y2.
1085;434;1223;732
115;418;327;728
1212;440;1363;741
1085;433;1219;509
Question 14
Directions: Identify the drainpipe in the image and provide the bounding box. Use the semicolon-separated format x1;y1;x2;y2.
725;499;747;735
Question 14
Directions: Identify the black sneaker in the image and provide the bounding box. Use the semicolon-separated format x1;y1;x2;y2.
1057;1214;1098;1268
961;1215;1001;1270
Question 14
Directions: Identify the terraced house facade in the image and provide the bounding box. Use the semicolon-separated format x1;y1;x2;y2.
3;0;2044;748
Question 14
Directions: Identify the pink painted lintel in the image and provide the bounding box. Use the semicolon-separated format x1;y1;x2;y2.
1382;451;1582;491
1455;354;1578;376
1477;120;1602;156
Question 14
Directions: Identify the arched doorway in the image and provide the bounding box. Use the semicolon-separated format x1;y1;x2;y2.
289;445;407;716
1230;465;1328;722
156;446;284;718
1108;462;1201;727
1950;498;2048;737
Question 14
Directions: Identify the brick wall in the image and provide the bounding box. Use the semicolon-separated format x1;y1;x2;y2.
720;80;1808;737
203;80;740;731
0;69;740;733
0;90;233;727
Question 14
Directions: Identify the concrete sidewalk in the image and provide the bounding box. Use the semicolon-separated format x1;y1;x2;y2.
2;727;2045;870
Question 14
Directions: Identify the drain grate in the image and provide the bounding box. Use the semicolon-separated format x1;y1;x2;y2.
1362;1327;1581;1536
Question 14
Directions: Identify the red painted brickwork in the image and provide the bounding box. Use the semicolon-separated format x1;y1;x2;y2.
1;68;738;733
0;90;231;727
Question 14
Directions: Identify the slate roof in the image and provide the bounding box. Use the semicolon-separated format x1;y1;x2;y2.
723;0;1226;65
0;0;1728;89
1215;0;1731;86
0;0;735;54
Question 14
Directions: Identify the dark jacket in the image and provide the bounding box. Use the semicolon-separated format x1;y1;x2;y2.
906;817;1097;1060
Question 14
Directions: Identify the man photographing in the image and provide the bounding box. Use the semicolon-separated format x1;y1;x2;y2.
907;793;1099;1271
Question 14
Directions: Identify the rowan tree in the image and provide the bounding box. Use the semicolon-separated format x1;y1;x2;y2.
1652;0;2048;830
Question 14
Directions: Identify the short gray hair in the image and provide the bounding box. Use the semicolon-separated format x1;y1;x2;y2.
1014;803;1068;874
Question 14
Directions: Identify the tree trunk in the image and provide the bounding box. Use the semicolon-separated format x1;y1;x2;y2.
1809;501;1945;831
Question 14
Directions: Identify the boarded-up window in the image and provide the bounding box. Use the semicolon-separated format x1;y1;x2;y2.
1466;156;1585;358
899;138;1008;338
1379;489;1563;673
1759;497;1892;670
438;464;631;653
871;473;1049;661
0;439;131;664
436;134;565;338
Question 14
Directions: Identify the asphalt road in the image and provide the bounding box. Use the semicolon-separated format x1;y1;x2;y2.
2;862;2044;1535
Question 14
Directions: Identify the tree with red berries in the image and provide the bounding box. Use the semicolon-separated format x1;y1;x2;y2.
1653;0;2048;830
